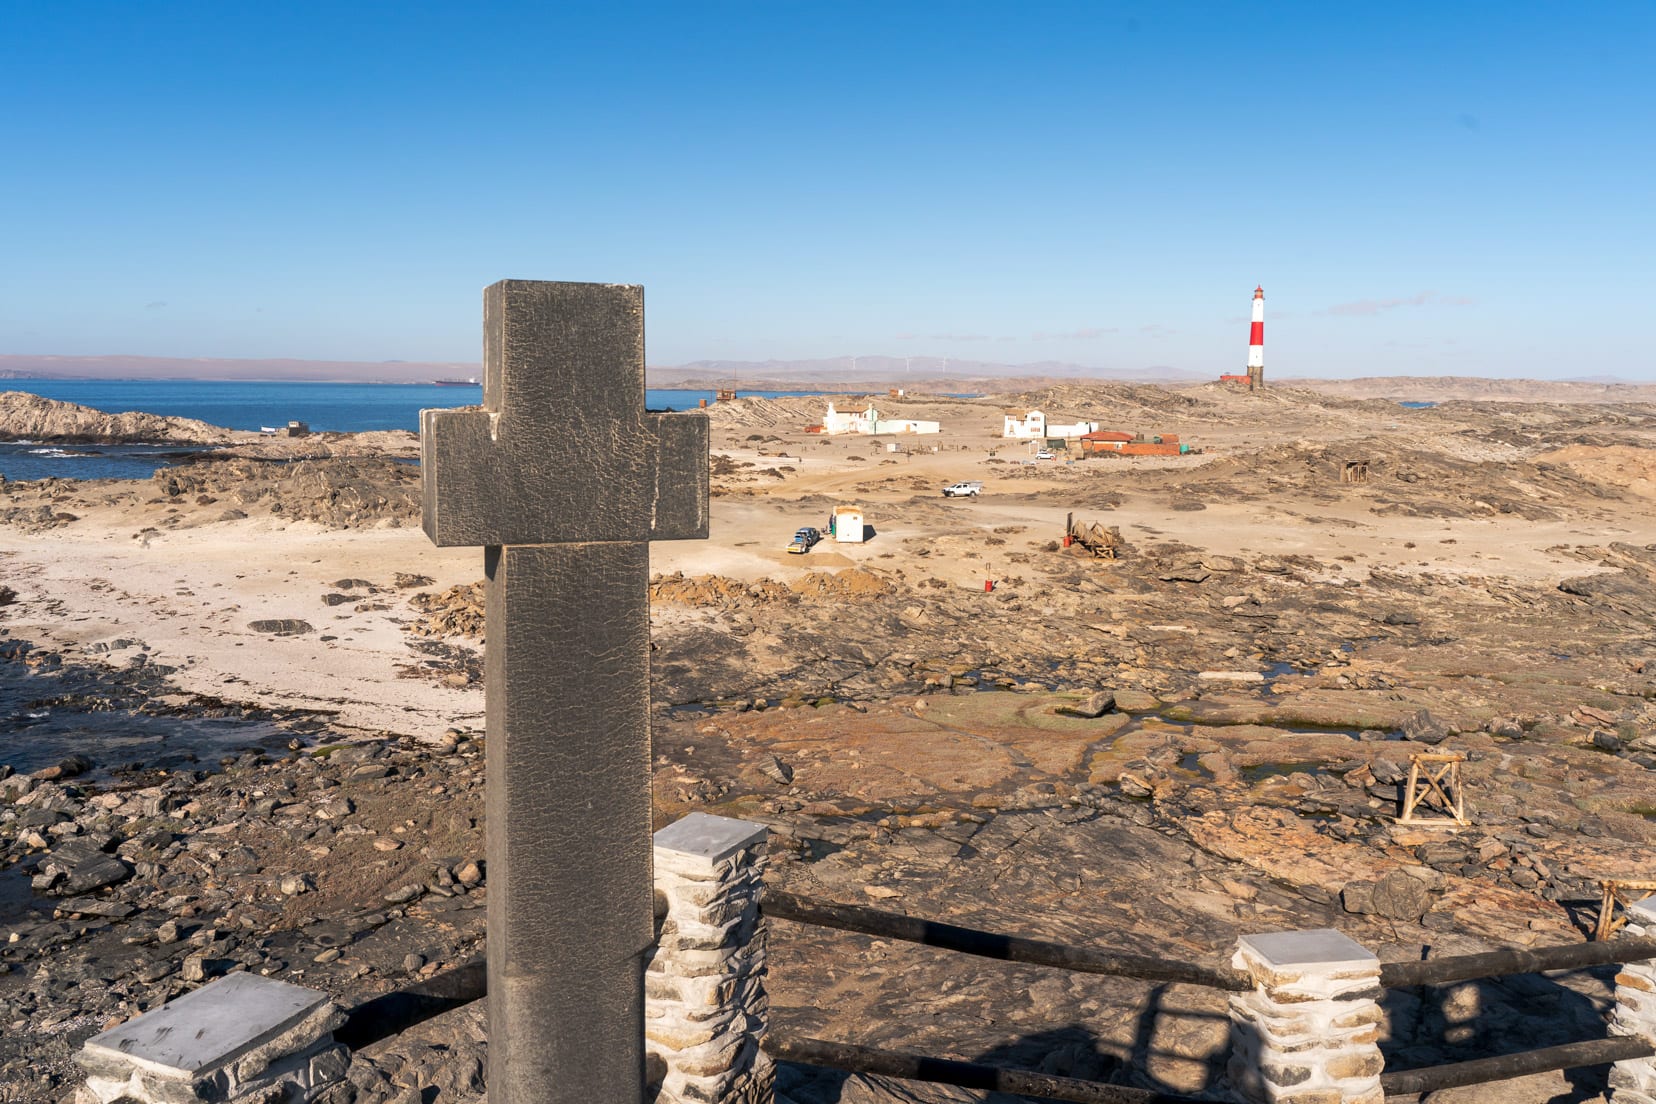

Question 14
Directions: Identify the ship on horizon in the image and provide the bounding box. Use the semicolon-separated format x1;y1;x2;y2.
432;377;480;386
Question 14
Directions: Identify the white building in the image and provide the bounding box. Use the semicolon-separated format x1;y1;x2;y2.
822;402;874;434
822;401;939;436
1003;409;1098;439
1003;409;1047;438
831;504;865;543
1048;419;1100;439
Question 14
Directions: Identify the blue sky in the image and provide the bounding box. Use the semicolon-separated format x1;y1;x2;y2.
2;2;1652;379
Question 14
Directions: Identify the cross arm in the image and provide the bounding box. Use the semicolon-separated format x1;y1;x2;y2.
421;279;708;548
422;406;707;546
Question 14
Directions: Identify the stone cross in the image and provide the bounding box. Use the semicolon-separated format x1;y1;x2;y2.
422;280;709;1104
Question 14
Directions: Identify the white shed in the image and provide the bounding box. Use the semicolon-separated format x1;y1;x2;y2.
832;505;865;543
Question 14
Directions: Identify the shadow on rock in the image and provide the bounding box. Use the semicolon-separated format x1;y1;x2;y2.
774;1017;1231;1103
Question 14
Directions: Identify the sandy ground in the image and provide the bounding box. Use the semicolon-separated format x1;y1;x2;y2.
2;517;482;735
665;442;1653;587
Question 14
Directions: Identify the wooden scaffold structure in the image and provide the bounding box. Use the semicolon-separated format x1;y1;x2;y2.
1064;512;1122;559
1398;751;1469;827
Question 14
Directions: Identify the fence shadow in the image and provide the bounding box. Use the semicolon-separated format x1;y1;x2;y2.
1379;964;1619;1104
773;996;1232;1103
774;1024;1128;1104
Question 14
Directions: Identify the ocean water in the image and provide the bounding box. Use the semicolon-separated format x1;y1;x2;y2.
0;380;831;481
0;442;216;482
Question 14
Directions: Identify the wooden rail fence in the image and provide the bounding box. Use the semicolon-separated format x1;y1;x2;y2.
331;816;1656;1104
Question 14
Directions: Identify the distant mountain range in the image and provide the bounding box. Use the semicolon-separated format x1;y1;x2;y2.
0;352;1206;387
648;356;1207;390
1;355;1649;403
0;354;481;383
1282;375;1656;403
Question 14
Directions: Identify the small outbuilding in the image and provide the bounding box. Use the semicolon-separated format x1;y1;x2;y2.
1079;430;1188;457
830;505;865;543
1004;409;1099;439
821;401;939;436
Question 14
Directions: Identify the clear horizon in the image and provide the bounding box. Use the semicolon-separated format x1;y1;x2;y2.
2;3;1652;381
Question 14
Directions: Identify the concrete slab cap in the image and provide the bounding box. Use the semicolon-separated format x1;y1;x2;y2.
654;812;767;864
1240;929;1377;970
1630;895;1656;926
82;973;330;1079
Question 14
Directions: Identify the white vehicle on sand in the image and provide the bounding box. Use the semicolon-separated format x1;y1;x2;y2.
942;481;983;498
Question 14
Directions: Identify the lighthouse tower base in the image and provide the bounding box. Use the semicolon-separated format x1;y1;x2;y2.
1247;365;1264;391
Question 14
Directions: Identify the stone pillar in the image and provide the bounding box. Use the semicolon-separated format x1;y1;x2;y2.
1610;896;1656;1102
1228;929;1385;1104
647;812;772;1104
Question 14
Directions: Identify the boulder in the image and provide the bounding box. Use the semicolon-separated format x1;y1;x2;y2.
1371;868;1432;921
1400;710;1450;745
1341;881;1375;915
1112;690;1160;714
248;619;314;635
1055;691;1116;719
52;855;132;897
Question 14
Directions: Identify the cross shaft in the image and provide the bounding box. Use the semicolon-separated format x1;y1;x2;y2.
422;280;708;1104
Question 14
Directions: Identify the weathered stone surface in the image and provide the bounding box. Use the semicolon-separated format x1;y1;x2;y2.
56;897;136;919
649;814;768;1104
1610;896;1656;1101
1340;881;1374;915
755;753;794;785
78;973;340;1080
1232;928;1384;1104
422;281;709;1104
247;619;314;635
1399;709;1450;745
1370;869;1432;921
50;854;132;896
421;281;708;549
1054;690;1115;718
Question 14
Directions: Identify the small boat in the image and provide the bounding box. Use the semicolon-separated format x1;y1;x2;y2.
433;378;480;386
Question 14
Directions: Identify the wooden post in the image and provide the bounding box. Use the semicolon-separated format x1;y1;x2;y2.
422;281;709;1104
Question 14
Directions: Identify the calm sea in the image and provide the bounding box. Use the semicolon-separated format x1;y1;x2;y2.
0;380;832;481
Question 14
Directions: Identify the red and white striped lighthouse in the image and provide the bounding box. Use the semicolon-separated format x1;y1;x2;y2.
1246;285;1265;389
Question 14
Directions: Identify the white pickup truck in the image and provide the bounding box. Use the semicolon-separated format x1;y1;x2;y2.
942;481;983;498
